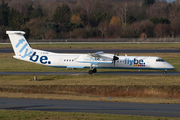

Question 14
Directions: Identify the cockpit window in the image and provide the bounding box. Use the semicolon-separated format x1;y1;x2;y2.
156;59;165;62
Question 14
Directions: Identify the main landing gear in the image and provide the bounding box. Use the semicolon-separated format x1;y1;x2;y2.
89;68;97;74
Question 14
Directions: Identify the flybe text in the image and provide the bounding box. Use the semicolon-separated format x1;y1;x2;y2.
15;39;32;58
124;58;145;66
30;52;51;64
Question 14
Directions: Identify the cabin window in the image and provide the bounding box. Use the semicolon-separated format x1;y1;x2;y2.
156;59;165;62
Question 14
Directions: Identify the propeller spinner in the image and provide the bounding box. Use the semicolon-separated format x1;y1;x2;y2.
113;54;119;66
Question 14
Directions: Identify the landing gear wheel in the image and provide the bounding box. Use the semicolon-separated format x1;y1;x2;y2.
89;70;93;74
92;68;97;73
163;71;167;74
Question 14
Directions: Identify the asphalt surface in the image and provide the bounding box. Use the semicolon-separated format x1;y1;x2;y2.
0;71;180;75
1;98;180;117
1;49;180;53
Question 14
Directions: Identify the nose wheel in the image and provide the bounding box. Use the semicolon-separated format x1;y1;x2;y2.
163;70;167;74
89;68;97;74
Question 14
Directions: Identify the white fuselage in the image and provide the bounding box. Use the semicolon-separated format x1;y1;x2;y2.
15;49;174;71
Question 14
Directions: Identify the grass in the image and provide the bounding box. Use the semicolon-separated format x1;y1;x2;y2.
0;75;180;86
1;75;180;103
1;43;180;49
0;110;180;120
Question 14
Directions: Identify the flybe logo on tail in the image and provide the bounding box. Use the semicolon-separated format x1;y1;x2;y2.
16;39;51;65
16;39;32;58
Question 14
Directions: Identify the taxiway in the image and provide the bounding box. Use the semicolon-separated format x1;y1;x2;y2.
1;98;180;117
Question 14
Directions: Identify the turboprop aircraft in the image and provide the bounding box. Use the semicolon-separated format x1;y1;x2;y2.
6;31;174;74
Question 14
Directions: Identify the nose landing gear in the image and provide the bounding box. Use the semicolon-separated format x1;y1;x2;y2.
89;68;97;74
163;70;167;74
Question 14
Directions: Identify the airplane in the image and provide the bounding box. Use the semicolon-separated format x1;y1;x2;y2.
6;31;174;74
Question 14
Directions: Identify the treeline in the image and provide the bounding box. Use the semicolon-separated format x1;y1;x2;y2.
1;0;180;39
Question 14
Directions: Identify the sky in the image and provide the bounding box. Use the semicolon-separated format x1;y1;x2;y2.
166;0;176;2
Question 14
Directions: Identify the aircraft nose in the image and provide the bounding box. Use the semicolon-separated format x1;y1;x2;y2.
170;65;174;69
167;63;174;69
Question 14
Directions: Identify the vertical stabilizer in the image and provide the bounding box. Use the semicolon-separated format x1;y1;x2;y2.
6;31;33;58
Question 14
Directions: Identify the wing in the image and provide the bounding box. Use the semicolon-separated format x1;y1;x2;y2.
90;51;104;57
75;51;113;65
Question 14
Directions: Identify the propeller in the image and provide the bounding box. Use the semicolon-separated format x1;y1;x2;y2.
113;53;119;66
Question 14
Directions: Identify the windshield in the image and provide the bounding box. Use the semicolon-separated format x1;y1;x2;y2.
156;59;165;62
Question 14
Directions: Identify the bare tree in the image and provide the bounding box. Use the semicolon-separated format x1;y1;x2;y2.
138;0;143;7
77;0;96;19
45;29;57;39
108;24;121;38
146;2;168;19
24;18;46;39
39;0;62;21
170;17;180;37
8;0;32;14
145;5;153;19
168;10;177;22
69;28;85;38
154;24;170;38
140;20;154;38
131;22;141;38
176;0;180;4
115;2;128;25
98;21;109;38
